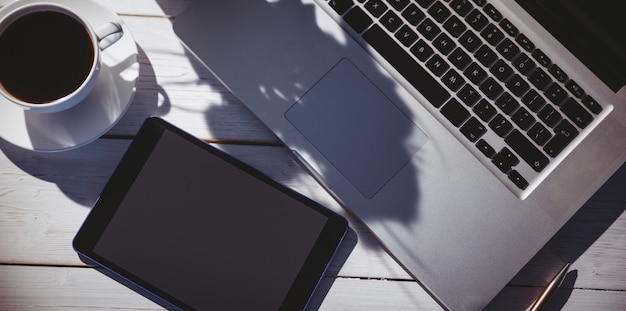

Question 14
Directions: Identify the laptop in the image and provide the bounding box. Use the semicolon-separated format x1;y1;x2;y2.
173;1;626;310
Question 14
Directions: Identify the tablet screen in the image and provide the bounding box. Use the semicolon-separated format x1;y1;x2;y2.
74;118;347;310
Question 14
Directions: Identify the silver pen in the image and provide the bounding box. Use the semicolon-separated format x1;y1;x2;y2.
529;262;571;311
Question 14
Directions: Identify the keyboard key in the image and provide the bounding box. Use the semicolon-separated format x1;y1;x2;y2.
480;77;503;100
433;33;456;55
449;47;472;70
483;3;502;21
528;68;551;90
499;18;519;37
416;0;435;9
531;49;551;67
344;7;373;33
461;117;487;142
428;1;451;23
444;15;467;37
459;30;482;52
464;62;487;84
476;138;496;158
417;18;441;40
363;25;449;107
496;38;520;61
426;54;450;76
544;83;567;106
473;99;497;121
511;107;535;130
402;3;426;25
480;23;504;46
548;64;568;83
489;113;513;137
381;10;403;32
493;147;519;173
329;0;354;15
442;69;465;91
450;0;474;16
365;0;388;17
386;0;410;11
508;170;528;190
561;97;592;128
466;9;489;31
441;98;470;126
582;95;602;114
565;80;585;98
410;39;434;61
475;45;498;67
495;92;519;115
505;129;549;172
544;119;578;157
490;59;514;82
512;53;536;76
538;104;562;128
395;25;418;46
516;33;535;51
506;74;530;97
522;89;546;112
528;122;552;145
458;84;481;107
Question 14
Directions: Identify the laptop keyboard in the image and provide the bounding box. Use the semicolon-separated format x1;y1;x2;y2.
323;0;609;198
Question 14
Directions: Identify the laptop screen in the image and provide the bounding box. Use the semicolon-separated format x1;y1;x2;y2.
515;0;626;92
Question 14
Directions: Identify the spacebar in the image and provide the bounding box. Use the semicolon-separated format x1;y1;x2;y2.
363;25;449;107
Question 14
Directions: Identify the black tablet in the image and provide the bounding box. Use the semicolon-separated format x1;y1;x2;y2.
73;117;348;311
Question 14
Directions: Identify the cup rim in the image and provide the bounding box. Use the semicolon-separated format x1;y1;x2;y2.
0;2;101;112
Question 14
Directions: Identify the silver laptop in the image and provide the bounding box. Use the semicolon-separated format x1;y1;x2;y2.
173;0;626;309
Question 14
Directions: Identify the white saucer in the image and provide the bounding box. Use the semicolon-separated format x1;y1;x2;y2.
0;0;139;152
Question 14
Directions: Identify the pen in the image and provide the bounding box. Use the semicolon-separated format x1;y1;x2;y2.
529;262;570;311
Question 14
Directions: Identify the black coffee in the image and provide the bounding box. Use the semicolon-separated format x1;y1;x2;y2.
0;10;94;103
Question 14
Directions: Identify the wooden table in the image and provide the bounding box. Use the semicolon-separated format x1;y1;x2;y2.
1;1;624;310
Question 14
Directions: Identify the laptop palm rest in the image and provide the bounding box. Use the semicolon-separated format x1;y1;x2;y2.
286;59;428;198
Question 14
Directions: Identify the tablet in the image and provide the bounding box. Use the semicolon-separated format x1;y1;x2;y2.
73;117;348;311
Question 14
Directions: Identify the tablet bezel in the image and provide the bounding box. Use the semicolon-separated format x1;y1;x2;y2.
73;117;348;310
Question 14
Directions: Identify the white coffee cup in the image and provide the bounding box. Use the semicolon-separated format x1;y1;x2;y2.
0;2;124;113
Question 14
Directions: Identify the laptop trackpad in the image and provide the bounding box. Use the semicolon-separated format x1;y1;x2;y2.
286;59;428;198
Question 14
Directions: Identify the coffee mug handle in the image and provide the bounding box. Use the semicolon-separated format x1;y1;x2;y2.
95;22;124;51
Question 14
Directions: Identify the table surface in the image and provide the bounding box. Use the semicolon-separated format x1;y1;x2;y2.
1;1;625;310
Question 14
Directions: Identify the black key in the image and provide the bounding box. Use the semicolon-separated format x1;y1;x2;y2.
433;33;456;55
582;95;602;114
426;54;450;76
480;23;504;46
505;129;549;172
458;84;481;107
489;113;513;137
473;99;497;121
480;77;503;100
402;4;426;25
512;53;536;76
490;59;514;83
365;0;388;17
464;62;487;84
417;18;441;40
416;0;435;8
449;47;472;70
561;98;592;128
544;119;578;157
496;38;520;61
459;30;482;52
508;170;528;190
538;104;562;128
381;10;403;32
410;39;434;61
516;33;535;51
344;7;373;33
548;64;568;83
466;9;489;31
475;45;498;67
329;0;354;15
386;0;409;11
528;122;552;146
493;147;519;173
511;107;535;130
565;80;585;99
532;49;551;67
528;68;551;90
444;15;467;38
441;98;470;126
476;138;496;158
472;0;487;6
522;89;546;112
428;1;451;23
544;83;567;106
461;117;487;142
495;92;519;115
395;25;419;46
451;0;473;16
506;74;530;97
442;69;465;91
499;18;518;37
363;25;450;106
483;3;502;21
